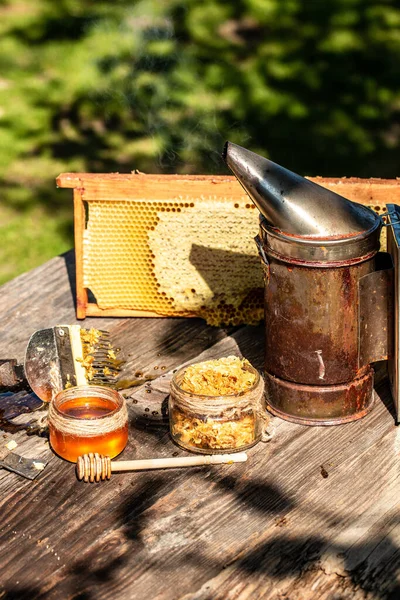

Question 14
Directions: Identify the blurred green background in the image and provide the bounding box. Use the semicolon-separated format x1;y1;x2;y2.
1;0;400;284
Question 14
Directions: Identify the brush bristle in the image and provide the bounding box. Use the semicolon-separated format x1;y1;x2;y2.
79;327;123;386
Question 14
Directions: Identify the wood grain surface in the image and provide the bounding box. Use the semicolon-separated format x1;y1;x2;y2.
0;251;399;600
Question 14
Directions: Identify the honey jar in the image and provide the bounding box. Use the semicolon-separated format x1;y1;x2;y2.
169;356;266;454
48;385;128;462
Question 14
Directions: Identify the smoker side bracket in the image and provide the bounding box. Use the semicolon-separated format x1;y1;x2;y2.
359;252;394;368
387;204;400;423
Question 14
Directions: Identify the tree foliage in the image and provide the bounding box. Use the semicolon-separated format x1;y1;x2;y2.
1;0;400;279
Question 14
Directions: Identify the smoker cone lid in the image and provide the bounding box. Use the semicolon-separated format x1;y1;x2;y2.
223;142;380;239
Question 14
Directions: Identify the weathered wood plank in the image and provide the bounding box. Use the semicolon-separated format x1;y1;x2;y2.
1;330;398;600
56;172;400;206
1;253;399;600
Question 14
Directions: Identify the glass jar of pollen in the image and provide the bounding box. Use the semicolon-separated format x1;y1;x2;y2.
48;385;128;462
169;356;266;454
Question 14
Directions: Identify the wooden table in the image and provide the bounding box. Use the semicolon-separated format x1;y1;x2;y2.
0;251;399;600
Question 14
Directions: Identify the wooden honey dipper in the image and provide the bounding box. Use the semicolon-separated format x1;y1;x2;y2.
76;451;248;482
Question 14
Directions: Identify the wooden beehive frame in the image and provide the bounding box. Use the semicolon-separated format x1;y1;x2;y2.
56;173;400;321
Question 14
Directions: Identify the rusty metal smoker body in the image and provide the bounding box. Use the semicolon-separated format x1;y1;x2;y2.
224;142;394;425
258;219;389;425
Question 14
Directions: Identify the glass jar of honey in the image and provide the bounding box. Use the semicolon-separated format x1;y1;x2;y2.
169;356;266;454
48;385;128;462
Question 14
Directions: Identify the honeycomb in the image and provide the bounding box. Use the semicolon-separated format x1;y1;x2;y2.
83;196;264;326
57;173;394;327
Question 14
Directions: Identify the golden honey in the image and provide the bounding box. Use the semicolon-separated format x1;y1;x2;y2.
48;386;128;462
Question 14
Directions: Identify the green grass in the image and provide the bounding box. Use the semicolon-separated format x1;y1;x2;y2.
0;204;73;285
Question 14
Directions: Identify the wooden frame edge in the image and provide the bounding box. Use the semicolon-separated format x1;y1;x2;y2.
85;304;196;318
73;188;88;319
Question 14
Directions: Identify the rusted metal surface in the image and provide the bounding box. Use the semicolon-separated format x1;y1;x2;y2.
359;252;394;366
259;218;381;265
258;216;385;425
264;256;375;385
265;366;374;426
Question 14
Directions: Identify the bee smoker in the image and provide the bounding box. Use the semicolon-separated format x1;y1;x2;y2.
224;142;398;425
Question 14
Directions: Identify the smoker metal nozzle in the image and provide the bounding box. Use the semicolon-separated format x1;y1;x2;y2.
223;142;379;237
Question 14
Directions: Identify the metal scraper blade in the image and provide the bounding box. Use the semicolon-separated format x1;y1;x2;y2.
24;328;62;403
0;452;47;480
